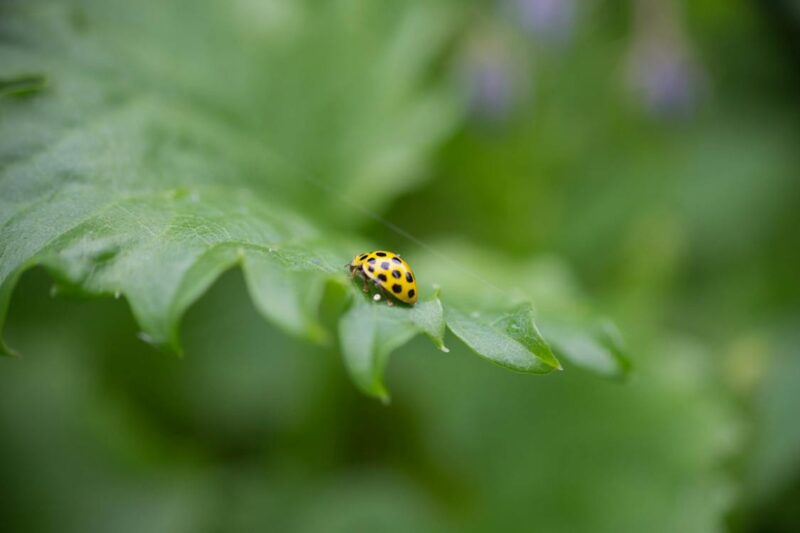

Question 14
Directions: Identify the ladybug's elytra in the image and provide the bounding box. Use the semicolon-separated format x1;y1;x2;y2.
348;251;418;306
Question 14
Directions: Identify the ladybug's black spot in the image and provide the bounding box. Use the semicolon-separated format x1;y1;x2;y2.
367;266;374;273
391;270;401;279
408;289;415;298
375;252;387;257
378;273;387;282
391;257;402;264
405;272;413;283
359;254;368;260
381;261;390;270
392;284;402;294
368;258;376;264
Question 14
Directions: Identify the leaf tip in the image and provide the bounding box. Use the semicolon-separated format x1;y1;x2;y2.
544;353;562;371
362;381;391;404
137;331;184;357
303;320;332;347
136;331;154;345
0;341;21;358
170;340;186;359
310;329;331;346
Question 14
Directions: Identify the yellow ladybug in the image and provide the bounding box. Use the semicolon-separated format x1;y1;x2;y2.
348;251;418;306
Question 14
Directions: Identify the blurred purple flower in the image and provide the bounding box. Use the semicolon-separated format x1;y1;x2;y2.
468;58;515;121
458;35;528;124
625;0;707;119
626;40;705;118
510;0;576;44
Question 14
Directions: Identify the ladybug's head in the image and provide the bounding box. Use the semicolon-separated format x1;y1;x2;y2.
351;252;369;267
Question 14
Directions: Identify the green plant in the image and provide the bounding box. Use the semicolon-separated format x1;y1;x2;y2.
0;0;627;401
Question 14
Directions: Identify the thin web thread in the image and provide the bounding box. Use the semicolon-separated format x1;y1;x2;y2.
262;147;508;298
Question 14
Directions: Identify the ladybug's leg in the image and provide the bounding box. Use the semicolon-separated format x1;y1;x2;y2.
377;284;394;306
361;273;370;293
351;267;370;293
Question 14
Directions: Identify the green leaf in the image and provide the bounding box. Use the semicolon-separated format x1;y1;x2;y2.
339;290;447;401
409;291;448;352
0;74;46;98
0;0;616;397
413;242;632;379
540;320;632;379
19;188;337;350
0;0;467;397
0;0;458;365
242;245;341;346
446;305;561;373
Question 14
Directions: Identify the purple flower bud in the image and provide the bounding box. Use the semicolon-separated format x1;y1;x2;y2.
458;34;530;125
625;0;706;118
470;59;515;121
626;41;705;118
511;0;576;44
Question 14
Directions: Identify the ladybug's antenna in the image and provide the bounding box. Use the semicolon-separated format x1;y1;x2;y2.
259;145;508;298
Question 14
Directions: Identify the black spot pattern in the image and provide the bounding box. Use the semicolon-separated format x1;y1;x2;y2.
354;252;418;303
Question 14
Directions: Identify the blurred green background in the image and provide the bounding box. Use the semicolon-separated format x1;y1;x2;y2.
2;0;800;531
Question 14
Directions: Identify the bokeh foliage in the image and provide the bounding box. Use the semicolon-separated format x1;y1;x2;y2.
0;0;586;399
2;0;800;532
